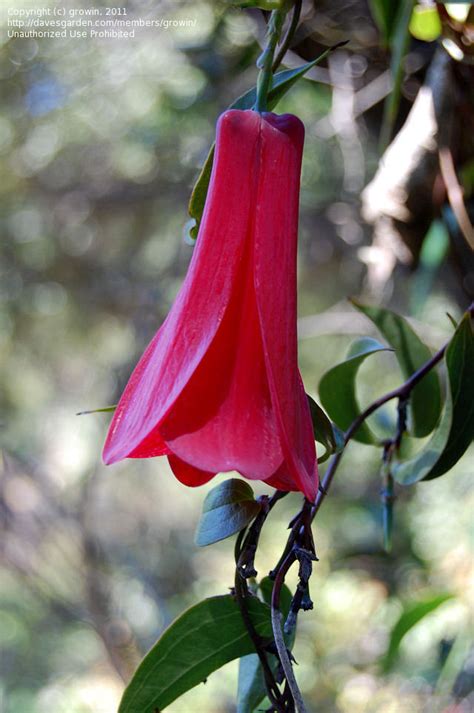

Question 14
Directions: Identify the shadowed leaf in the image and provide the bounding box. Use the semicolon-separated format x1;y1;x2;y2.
307;394;345;462
119;595;272;713
393;312;474;484
195;479;261;547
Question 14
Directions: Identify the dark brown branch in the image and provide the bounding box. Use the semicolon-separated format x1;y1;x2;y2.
238;490;288;578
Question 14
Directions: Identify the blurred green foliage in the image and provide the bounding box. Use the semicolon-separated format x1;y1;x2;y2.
0;1;472;712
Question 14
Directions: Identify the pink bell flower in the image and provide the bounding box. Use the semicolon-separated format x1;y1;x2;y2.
103;109;318;502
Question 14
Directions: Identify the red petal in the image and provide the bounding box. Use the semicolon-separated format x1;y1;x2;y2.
253;114;318;502
168;454;215;487
264;462;299;492
160;235;283;479
103;111;262;465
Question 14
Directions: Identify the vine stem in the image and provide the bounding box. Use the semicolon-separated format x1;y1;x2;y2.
238;490;288;577
270;551;308;713
270;502;313;712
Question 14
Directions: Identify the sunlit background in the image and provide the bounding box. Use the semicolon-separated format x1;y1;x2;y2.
1;0;473;711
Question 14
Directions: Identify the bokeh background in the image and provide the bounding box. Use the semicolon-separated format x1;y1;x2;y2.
1;1;473;711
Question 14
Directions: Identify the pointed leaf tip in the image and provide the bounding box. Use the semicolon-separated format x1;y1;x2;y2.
76;405;117;416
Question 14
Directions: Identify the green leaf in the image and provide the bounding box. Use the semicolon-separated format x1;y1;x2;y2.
380;0;415;148
426;313;474;478
307;394;345;462
381;594;454;672
410;221;450;315
188;48;335;239
237;650;270;713
237;577;294;713
368;0;400;45
188;146;215;241
195;479;261;547
352;301;442;438
446;312;458;330
231;47;338;114
76;404;117;415
266;46;337;109
392;313;474;485
318;337;390;445
409;5;442;42
119;594;272;713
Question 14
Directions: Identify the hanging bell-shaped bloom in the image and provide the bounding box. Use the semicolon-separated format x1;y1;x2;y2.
103;110;318;502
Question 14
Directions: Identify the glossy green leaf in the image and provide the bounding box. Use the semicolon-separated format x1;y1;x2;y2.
381;594;453;672
237;577;294;713
393;313;474;485
119;594;272;713
195;479;261;547
409;5;442;42
307;394;345;462
188;48;335;240
319;337;390;445
352;301;442;438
